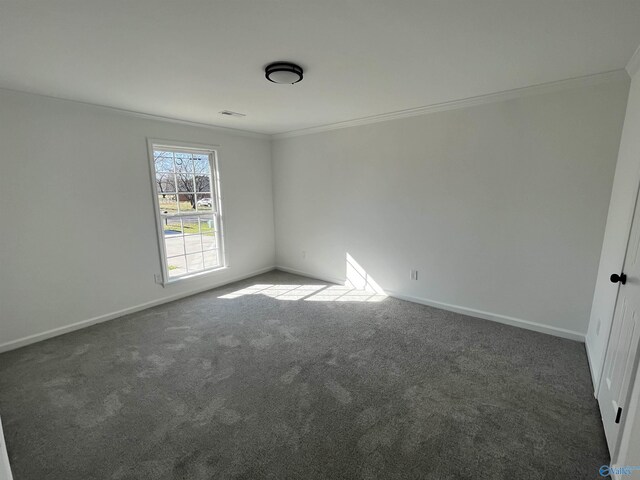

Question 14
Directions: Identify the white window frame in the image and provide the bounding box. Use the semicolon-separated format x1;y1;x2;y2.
147;139;227;285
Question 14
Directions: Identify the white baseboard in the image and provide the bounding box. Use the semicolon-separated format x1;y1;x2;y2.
275;265;344;285
275;264;585;342
1;263;585;352
386;290;585;342
0;266;275;354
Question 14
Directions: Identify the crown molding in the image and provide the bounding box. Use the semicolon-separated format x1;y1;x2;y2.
0;87;270;140
1;68;630;141
626;44;640;78
272;69;629;140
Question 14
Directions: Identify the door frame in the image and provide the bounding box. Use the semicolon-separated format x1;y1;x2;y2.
597;173;640;459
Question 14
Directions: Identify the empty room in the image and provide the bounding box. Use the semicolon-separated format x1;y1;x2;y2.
2;1;640;479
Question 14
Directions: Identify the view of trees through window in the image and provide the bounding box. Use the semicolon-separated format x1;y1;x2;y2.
153;148;222;278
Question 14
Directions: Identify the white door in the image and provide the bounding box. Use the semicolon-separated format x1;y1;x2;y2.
0;416;13;480
599;187;640;456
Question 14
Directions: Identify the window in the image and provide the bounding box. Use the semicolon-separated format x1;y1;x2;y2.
149;142;225;282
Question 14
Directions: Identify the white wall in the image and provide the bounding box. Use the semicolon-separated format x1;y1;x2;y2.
0;90;275;350
587;67;640;390
273;78;629;340
0;75;632;351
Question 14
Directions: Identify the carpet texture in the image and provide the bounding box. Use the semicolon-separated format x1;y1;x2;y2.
0;271;608;479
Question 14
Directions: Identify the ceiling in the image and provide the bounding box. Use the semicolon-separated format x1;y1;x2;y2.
1;1;640;135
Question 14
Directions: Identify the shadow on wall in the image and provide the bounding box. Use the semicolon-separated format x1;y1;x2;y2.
219;253;387;303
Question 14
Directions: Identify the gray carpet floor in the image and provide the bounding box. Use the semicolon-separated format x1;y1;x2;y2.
0;270;608;479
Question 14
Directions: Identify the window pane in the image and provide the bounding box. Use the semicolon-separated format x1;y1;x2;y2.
175;156;194;174
154;152;174;173
163;217;182;235
179;196;197;213
152;146;223;280
193;155;210;174
184;234;202;255
202;231;216;250
167;255;187;278
156;173;176;193
196;194;213;211
158;194;178;213
199;217;215;237
164;235;185;257
195;175;211;193
203;250;219;268
186;252;204;272
182;216;200;235
176;174;195;193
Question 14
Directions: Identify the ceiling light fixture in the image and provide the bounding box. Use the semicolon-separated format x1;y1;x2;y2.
265;62;304;84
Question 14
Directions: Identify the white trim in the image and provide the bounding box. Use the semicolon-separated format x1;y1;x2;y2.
162;265;229;286
386;290;585;342
626;44;640;78
274;264;585;341
0;266;275;354
595;170;640;400
585;339;599;397
272;69;628;139
275;265;344;285
0;70;628;140
601;185;640;460
0;416;12;480
0;87;270;139
149;140;220;153
146;139;227;284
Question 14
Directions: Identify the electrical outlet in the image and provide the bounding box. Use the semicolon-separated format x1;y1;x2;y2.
154;274;163;284
410;269;418;281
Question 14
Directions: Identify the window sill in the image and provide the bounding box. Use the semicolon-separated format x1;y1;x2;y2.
162;265;229;287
